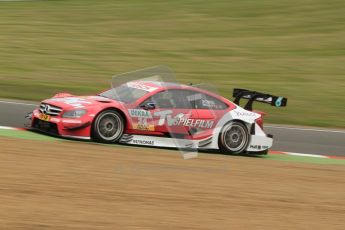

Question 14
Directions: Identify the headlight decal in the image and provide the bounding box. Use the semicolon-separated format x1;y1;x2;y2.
62;109;87;118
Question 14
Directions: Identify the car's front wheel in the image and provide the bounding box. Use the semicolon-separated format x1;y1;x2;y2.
219;121;249;154
92;110;124;143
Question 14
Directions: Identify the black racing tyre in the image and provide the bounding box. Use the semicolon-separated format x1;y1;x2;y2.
218;121;250;154
92;110;124;143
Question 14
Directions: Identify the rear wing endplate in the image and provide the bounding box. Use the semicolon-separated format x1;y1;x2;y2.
233;88;287;111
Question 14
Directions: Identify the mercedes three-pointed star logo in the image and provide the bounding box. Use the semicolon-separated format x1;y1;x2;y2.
43;104;50;114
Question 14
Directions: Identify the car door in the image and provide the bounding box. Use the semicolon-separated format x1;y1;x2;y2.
191;92;230;131
138;89;198;137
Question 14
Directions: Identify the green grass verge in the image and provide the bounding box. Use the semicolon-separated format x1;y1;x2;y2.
0;129;344;165
262;153;345;165
0;129;57;141
0;0;344;127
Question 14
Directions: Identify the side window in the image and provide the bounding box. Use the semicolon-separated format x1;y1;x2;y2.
141;90;195;109
194;93;228;110
148;90;174;108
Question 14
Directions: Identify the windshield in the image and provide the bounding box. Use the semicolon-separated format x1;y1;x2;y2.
99;84;149;103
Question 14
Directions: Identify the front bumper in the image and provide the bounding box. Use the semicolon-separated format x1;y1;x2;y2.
30;109;91;140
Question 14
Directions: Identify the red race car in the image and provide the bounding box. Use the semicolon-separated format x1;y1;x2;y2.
28;67;287;155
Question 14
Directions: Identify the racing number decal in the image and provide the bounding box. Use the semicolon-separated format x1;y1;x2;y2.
133;117;155;131
39;113;50;121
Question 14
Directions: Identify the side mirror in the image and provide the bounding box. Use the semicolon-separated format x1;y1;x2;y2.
140;102;156;110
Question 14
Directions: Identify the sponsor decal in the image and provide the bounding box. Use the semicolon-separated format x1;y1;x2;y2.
186;93;203;101
62;119;82;124
132;139;154;145
244;95;272;103
275;97;283;107
132;122;155;131
201;99;215;107
127;82;158;92
128;109;152;118
250;144;262;150
233;111;257;117
250;145;269;150
130;109;155;131
49;97;92;108
154;110;214;129
176;118;214;129
154;110;174;126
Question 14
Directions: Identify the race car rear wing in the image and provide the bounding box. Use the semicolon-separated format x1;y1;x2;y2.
233;88;287;111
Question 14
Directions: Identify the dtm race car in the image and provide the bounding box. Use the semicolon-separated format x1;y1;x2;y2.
28;66;287;155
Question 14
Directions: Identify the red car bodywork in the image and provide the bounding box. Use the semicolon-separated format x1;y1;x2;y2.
31;81;243;140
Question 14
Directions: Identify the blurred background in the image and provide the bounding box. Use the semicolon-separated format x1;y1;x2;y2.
0;0;344;127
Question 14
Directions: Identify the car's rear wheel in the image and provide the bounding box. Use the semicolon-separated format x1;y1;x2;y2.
219;121;249;154
92;110;124;143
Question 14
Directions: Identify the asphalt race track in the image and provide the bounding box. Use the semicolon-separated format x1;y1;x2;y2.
0;99;344;157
